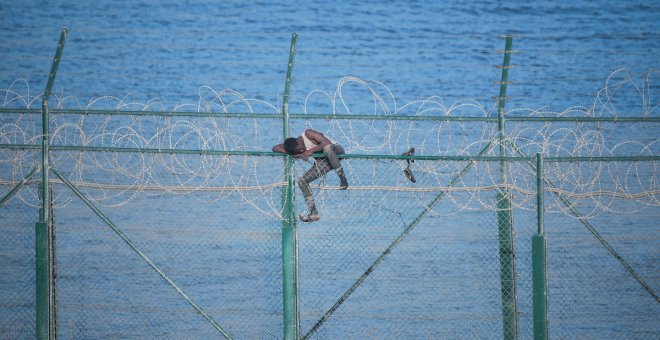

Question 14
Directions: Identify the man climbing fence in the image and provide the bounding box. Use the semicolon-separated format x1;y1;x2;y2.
272;129;348;222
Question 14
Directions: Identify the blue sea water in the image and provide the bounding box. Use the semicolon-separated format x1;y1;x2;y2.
1;0;658;112
0;0;658;339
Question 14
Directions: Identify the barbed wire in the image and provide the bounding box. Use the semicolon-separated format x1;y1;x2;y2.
1;70;658;220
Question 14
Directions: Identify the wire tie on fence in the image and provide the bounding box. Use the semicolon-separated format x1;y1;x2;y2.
495;64;516;69
492;96;503;100
492;96;513;100
496;49;520;54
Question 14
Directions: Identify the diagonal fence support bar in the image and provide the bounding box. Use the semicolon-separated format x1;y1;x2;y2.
51;168;233;339
0;166;39;207
302;141;495;339
511;145;659;303
551;184;660;302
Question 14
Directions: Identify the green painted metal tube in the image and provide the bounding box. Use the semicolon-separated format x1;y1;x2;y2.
531;235;548;340
503;116;660;123
35;220;49;340
40;27;67;223
37;27;68;340
543;156;660;162
0;166;39;207
536;154;544;235
2;108;660;123
532;153;548;339
496;35;518;340
281;32;300;340
46;145;279;157
497;190;518;340
0;143;529;160
497;35;513;184
282;33;297;140
2;143;658;163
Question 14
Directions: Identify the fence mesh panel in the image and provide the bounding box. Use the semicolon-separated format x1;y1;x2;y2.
49;152;284;338
2;150;659;338
1;104;658;338
0;181;39;338
296;158;536;338
543;160;659;338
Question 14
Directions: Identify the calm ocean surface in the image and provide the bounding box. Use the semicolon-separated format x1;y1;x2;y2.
1;0;658;339
1;0;658;112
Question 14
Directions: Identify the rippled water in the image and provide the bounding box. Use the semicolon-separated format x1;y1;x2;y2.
0;0;658;338
1;0;658;112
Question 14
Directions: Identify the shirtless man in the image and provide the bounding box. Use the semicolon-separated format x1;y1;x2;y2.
272;129;348;222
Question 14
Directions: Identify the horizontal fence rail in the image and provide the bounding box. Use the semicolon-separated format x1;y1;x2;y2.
3;143;660;162
2;108;660;122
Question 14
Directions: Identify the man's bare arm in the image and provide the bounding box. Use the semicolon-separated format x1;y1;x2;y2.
304;129;331;153
272;144;286;153
273;142;305;159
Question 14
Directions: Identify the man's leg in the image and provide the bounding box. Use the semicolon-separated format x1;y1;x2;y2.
298;158;332;222
323;144;348;189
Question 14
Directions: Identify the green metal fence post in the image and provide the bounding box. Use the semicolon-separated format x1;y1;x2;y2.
281;32;299;340
532;153;549;339
496;190;518;340
497;35;512;184
511;143;660;304
37;27;67;340
496;34;519;340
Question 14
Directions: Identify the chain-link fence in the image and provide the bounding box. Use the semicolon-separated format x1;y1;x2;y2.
296;160;532;339
0;29;657;337
52;179;282;337
2;138;658;338
0;180;39;338
542;159;659;339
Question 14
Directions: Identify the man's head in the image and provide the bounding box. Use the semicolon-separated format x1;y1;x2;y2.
284;137;304;155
